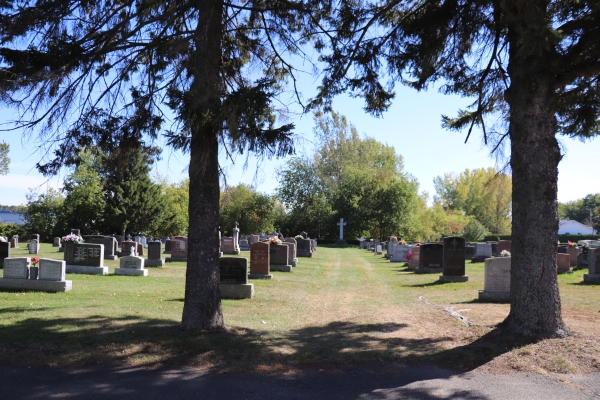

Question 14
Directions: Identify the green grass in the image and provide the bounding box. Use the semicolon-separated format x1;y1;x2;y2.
0;243;598;372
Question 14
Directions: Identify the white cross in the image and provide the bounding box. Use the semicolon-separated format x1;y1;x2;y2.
337;218;347;240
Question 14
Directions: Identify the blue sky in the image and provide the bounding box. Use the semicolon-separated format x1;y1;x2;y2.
1;82;599;207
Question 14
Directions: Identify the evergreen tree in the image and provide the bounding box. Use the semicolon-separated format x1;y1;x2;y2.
0;141;9;175
310;0;600;337
102;147;166;238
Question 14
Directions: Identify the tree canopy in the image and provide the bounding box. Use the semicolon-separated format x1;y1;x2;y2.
0;141;9;175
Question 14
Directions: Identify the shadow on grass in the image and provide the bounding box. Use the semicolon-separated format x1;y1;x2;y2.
0;313;529;378
403;280;447;287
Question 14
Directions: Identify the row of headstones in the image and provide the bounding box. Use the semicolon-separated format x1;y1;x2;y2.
0;257;72;292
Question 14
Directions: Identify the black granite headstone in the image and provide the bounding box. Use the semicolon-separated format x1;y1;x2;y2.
148;241;162;260
0;241;10;268
64;242;103;266
219;257;248;284
165;240;172;252
557;246;568;254
465;245;475;260
270;244;289;266
297;238;312;257
419;244;444;268
443;236;466;276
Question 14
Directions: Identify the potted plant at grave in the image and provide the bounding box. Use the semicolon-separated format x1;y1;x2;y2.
567;240;578;248
30;257;40;279
399;239;406;245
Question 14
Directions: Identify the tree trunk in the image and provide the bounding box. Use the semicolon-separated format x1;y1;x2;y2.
502;0;569;337
180;0;225;331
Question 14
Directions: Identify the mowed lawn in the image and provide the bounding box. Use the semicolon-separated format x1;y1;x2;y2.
1;243;599;374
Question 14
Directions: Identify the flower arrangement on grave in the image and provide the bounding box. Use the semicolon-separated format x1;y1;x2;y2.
500;250;511;257
268;237;282;245
567;240;578;248
63;234;83;243
390;236;397;241
294;235;304;240
399;239;406;245
406;253;413;260
415;243;421;247
31;257;39;266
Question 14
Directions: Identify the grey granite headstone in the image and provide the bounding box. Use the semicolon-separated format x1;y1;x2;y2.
4;258;30;279
39;258;66;281
146;241;165;267
297;239;312;257
479;257;511;302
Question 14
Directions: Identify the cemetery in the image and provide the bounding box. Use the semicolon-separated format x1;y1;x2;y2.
0;238;599;379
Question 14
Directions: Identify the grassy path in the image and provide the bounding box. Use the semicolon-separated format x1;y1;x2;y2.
0;244;599;374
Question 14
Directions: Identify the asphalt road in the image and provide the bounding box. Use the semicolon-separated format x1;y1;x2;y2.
1;365;599;399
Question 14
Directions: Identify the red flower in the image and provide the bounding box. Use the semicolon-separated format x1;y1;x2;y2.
406;253;413;260
31;257;40;266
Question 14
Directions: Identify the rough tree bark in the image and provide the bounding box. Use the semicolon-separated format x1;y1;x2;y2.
502;0;569;337
180;0;226;331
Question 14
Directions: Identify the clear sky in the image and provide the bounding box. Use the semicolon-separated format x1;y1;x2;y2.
1;81;599;207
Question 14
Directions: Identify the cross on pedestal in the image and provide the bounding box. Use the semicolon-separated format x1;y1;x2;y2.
337;218;347;240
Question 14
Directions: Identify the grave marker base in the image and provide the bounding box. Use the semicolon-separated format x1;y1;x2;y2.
165;257;187;263
0;278;72;292
249;273;273;280
65;265;108;275
297;251;312;257
114;268;148;276
583;274;600;283
222;250;241;255
270;264;292;272
439;275;469;283
414;266;443;274
291;259;298;267
105;255;118;261
145;259;165;267
478;290;510;302
220;283;254;299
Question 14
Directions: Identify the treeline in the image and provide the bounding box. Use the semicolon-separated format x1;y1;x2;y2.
24;147;189;242
19;111;514;242
219;112;512;241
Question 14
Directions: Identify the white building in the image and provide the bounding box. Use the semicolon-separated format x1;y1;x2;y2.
558;219;595;235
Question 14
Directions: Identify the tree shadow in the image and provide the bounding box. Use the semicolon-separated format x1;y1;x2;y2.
403;280;446;287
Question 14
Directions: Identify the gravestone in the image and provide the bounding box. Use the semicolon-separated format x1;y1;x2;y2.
221;237;239;255
472;243;492;262
249;235;260;245
140;236;147;247
71;229;81;236
239;238;250;251
415;243;444;274
335;217;348;244
464;245;475;260
146;241;165;267
30;234;40;242
64;242;107;275
115;253;148;276
166;236;188;262
311;239;317;252
488;242;499;257
297;238;312;257
0;241;10;268
390;244;410;263
567;247;580;267
219;257;253;299
557;246;568;254
3;257;29;279
375;245;382;255
83;235;119;260
249;242;271;279
281;242;297;267
28;239;40;254
53;237;61;247
439;236;468;282
498;240;512;255
270;244;292;272
10;238;18;248
584;249;600;283
479;257;511;302
407;246;420;271
0;257;72;292
120;241;137;257
136;242;144;257
39;258;66;281
556;253;571;274
576;252;588;269
232;223;241;253
283;238;298;266
165;239;172;253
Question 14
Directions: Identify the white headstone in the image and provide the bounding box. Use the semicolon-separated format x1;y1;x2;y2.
120;255;145;269
337;218;347;240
